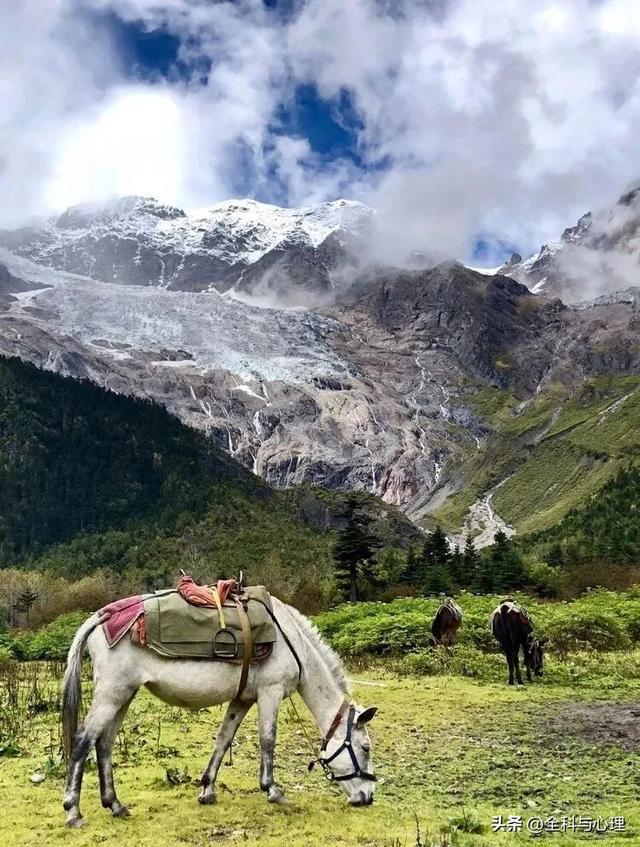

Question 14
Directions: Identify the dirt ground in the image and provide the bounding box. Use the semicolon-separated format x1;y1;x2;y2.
556;701;640;752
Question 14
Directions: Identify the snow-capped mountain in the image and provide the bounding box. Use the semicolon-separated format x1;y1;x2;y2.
0;196;373;304
499;185;640;301
1;194;639;545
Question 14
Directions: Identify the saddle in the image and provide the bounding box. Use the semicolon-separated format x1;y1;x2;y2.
97;577;277;698
492;600;531;626
142;583;276;661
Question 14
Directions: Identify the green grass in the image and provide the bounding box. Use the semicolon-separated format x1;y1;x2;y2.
491;443;615;535
465;387;517;425
2;662;640;847
3;591;640;845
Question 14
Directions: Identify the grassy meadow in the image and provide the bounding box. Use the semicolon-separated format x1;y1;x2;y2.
2;591;640;846
434;375;640;536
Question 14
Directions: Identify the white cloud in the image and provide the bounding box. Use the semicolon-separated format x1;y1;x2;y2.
45;87;186;208
2;0;640;263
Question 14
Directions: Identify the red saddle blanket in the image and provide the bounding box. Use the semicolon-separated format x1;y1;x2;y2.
98;595;144;647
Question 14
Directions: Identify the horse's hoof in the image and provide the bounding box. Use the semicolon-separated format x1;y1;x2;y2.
198;790;217;805
267;786;287;805
66;815;85;829
112;804;130;818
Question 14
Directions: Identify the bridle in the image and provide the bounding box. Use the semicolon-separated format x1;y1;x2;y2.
309;701;377;783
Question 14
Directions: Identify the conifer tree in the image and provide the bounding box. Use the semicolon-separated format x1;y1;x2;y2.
421;525;450;570
486;530;525;590
420;525;451;594
14;586;38;627
462;534;479;588
333;497;378;601
449;544;464;586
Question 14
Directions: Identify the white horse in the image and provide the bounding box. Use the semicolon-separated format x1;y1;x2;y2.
61;597;378;828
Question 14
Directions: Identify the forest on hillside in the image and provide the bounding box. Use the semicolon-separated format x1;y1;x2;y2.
0;356;639;634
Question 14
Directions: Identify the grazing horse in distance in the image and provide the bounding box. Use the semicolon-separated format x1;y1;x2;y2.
491;598;547;685
431;597;463;646
61;596;377;828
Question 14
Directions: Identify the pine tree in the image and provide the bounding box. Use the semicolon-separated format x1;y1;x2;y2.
420;525;451;594
333;497;378;601
488;530;525;590
449;544;464;586
14;586;38;627
462;534;479;588
403;544;422;585
421;525;450;570
547;542;565;567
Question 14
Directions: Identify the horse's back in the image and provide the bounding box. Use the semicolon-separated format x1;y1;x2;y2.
84;600;299;709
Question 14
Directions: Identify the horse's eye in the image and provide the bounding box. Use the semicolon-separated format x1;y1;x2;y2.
362;743;371;753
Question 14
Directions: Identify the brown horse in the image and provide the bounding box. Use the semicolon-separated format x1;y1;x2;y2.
431;597;463;646
491;599;547;685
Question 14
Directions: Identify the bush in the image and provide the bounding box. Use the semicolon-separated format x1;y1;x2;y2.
11;611;89;661
526;562;563;598
544;610;631;653
0;645;15;670
398;646;505;681
624;609;640;643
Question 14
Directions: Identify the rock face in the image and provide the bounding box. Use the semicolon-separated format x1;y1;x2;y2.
0;196;639;537
501;185;640;301
0;197;373;303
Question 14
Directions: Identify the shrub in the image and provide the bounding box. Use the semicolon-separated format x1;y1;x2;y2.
0;645;15;670
398;646;505;681
12;611;89;661
624;609;640;643
543;610;631;653
526;562;563;598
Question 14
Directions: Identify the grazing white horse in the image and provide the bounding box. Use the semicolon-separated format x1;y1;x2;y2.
61;597;377;828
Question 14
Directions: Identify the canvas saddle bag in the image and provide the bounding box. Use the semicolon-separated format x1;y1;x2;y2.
143;585;277;661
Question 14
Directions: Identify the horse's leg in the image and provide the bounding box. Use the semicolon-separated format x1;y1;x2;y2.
96;693;137;818
504;647;515;685
257;686;286;804
524;649;533;683
513;643;524;686
198;699;253;805
63;690;132;828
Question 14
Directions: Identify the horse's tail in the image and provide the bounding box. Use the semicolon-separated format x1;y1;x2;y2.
62;613;101;761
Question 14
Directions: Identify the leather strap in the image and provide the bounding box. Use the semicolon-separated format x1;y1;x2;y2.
235;598;252;699
212;588;226;629
322;700;350;749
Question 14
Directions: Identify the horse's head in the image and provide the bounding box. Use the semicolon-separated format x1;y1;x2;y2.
319;704;378;806
527;635;548;676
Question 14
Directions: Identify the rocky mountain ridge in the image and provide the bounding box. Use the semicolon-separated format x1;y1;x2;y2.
0;195;639;545
0;196;373;304
499;184;640;302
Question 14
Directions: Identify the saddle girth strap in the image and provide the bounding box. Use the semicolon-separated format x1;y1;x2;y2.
212;588;226;629
235;598;252;699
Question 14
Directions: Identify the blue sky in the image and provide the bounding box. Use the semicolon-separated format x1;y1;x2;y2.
104;11;364;163
5;1;640;264
96;9;510;263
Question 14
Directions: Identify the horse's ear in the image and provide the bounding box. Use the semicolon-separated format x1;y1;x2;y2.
538;636;549;646
357;707;378;725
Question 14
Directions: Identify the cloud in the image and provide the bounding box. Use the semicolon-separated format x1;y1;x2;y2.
3;0;640;264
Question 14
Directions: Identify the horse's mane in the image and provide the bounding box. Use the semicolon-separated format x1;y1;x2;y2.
280;601;348;694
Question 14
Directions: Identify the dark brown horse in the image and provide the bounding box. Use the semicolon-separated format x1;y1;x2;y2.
431;598;463;646
491;599;547;685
